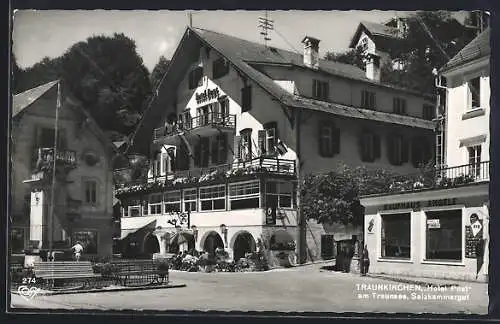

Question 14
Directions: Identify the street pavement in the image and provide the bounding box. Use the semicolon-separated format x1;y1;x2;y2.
10;263;488;314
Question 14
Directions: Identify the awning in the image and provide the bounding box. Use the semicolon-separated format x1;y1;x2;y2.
120;220;157;241
459;134;487;147
169;230;194;245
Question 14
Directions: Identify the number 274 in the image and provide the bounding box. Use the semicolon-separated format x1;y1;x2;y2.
22;277;36;284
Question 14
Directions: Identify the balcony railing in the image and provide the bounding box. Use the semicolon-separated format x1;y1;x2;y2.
438;161;490;183
33;147;77;172
153;113;236;141
115;157;296;192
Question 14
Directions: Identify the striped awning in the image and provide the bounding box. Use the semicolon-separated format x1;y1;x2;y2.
120;220;157;240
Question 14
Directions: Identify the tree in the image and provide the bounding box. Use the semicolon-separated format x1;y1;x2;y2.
14;33;152;135
324;45;367;71
150;56;170;91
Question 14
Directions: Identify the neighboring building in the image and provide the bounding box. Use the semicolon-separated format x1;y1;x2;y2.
361;28;490;281
117;26;436;264
10;80;118;258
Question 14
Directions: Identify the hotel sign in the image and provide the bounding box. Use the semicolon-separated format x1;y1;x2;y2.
195;87;220;105
383;198;457;211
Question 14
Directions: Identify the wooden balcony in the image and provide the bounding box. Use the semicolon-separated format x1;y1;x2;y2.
33;147;77;172
153;113;236;145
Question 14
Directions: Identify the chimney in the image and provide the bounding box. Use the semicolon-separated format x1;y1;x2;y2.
365;53;381;81
302;36;320;69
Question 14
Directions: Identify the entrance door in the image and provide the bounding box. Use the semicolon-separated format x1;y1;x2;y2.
321;234;334;260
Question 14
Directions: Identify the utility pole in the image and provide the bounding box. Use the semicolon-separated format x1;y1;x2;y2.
258;11;274;48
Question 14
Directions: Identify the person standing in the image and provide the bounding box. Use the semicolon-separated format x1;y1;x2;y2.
71;241;84;261
360;244;370;276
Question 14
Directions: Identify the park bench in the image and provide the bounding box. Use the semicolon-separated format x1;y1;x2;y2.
33;261;101;289
111;259;168;286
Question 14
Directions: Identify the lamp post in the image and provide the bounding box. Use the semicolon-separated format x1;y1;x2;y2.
220;224;228;248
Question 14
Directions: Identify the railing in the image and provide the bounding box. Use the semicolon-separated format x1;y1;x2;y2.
438;161;489;183
33;147;77;171
115;157;296;190
153;113;236;141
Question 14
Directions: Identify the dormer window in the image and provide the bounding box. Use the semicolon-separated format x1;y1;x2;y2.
312;80;329;100
212;58;229;79
189;67;203;89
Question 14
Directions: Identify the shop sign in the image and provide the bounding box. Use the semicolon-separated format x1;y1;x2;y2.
471;221;483;237
195;87;220;105
266;206;276;225
367;218;375;234
383;198;457;211
427;219;440;229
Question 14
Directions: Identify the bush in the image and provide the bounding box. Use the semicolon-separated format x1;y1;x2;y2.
92;262;119;278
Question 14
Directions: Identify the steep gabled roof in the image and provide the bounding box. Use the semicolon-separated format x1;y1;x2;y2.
440;28;490;73
12;80;59;118
349;21;401;48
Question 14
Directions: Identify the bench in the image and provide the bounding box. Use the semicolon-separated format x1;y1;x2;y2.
111;260;168;286
33;261;101;289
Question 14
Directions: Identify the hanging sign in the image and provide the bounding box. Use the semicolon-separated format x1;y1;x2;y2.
427;219;441;229
471;220;483;237
195;87;220;105
266;206;276;225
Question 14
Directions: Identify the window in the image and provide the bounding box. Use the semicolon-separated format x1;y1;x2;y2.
241;86;252;112
425;210;462;261
360;132;380;162
258;122;278;156
183;188;197;212
194;137;210;167
361;90;376;109
151;156;161;178
11;228;25;253
387;135;408;166
265;181;293;209
411;137;433;168
229;181;260;210
149;194;162;215
312;79;329;100
164;191;181;213
423;104;435;120
318;121;340;157
199;185;226;211
182;110;192;129
123;205;129;217
129;206;142;217
84;180;97;205
468;145;482;177
189;67;203;89
393;97;407;115
211;133;228;165
212;57;229;79
162;153;169;174
240;129;252;161
467;77;480;109
381;213;411;259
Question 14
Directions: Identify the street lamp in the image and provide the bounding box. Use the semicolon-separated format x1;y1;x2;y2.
220;224;228;247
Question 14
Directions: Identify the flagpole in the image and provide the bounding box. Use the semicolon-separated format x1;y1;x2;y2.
48;80;61;260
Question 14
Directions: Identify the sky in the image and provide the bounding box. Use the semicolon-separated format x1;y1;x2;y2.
12;10;468;72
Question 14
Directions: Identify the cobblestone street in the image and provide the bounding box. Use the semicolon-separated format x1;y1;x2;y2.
10;264;488;314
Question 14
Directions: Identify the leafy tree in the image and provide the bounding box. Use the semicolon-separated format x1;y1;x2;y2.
324;45;367;71
150;55;170;90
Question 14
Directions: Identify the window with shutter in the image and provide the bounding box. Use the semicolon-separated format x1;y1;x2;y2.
263;122;277;156
423;104;435;120
388;135;404;166
242;86;252;112
211;137;219;165
233;135;242;161
374;134;381;159
189;67;203;89
393;97;407;115
318;122;332;157
201;137;210;167
361;90;376;109
313;80;329;100
212;58;229;79
332;127;340;154
258;130;266;156
194;141;201;168
360;132;375;162
240;129;252;161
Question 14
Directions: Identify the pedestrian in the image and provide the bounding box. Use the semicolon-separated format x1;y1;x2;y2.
344;244;354;273
71;241;84;261
361;244;370;276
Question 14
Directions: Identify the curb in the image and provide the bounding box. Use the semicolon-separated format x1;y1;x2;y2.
12;283;187;296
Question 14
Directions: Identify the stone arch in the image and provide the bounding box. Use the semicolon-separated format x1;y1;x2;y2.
199;230;224;257
143;232;160;256
230;230;256;261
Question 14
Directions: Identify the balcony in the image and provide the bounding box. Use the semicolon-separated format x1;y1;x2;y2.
153;113;236;145
115;157;296;194
33;147;77;172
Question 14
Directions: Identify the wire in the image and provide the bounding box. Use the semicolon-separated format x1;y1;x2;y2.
274;27;301;55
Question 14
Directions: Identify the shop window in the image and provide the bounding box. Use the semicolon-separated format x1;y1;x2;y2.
183;188;197;212
199;185;226;211
423;104;435;120
10;228;25;253
312;79;329;100
241;86;252;112
84;180;98;205
361;90;376;109
393;97;407;115
467;77;480;109
425;210;462;261
266;181;293;209
189;67;203;89
380;213;411;259
72;231;98;254
164;191;181;213
212;57;229;79
149;194;163;215
229;181;260;210
468;145;482;178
